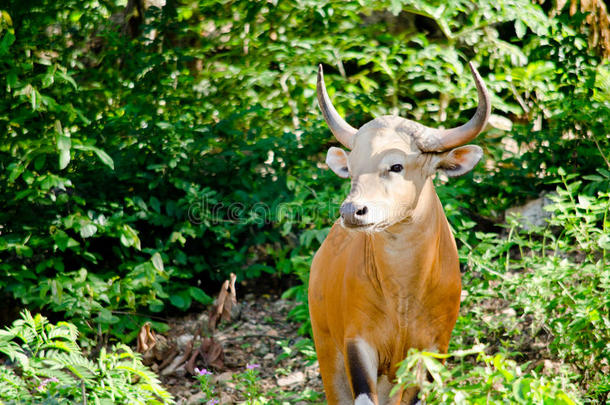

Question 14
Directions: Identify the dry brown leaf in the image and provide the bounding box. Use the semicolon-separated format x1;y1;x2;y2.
222;273;237;322
208;273;238;332
185;349;199;375
183;337;225;373
201;337;225;369
136;322;157;353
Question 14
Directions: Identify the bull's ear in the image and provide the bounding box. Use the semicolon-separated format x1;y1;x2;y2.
436;145;483;177
326;147;350;178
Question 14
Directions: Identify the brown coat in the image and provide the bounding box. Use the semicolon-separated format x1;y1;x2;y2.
308;178;462;404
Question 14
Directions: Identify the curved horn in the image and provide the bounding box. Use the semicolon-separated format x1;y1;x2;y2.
317;64;357;149
417;62;491;152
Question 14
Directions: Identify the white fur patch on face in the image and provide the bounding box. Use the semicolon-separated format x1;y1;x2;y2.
354;393;375;405
344;199;392;227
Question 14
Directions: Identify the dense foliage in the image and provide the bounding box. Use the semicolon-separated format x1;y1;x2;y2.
0;310;172;404
449;175;610;402
0;0;608;402
394;345;577;404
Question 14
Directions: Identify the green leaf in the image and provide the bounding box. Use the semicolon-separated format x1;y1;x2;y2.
0;32;15;56
513;378;532;402
57;135;71;150
42;72;54;88
148;299;164;313
120;225;141;250
169;294;185;309
33;154;46;171
598;234;610;249
72;144;114;170
69;10;83;22
6;71;17;89
59;149;70;170
55;70;78;89
189;287;212;305
149;196;161;213
30;87;40;110
80;224;97;238
149;321;170;333
57;131;71;170
97;308;119;325
54;230;80;251
92;148;114;170
515;20;526;39
588;309;601;323
8;163;26;182
151;252;164;272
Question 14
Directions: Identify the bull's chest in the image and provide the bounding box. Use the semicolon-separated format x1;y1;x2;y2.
353;291;426;370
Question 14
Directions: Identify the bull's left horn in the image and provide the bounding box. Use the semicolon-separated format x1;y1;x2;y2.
417;62;491;152
317;64;357;149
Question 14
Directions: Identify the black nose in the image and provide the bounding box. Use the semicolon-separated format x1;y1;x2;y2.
340;202;368;224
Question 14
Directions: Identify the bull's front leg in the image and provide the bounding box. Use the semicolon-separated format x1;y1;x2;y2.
344;338;379;404
312;327;353;404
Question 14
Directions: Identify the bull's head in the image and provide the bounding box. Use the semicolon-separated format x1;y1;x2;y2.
317;63;490;231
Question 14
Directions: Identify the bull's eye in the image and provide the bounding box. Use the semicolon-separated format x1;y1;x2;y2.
389;164;403;173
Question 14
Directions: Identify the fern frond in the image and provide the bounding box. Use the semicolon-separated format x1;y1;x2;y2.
114;364;172;402
0;329;17;342
43;352;96;383
40;339;81;354
0;340;27;365
11;321;37;351
0;313;174;404
47;322;79;342
138;383;174;402
0;367;28;398
36;367;78;385
31;313;48;339
20;311;47;342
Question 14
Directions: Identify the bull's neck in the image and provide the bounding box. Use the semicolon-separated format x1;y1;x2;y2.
365;178;448;295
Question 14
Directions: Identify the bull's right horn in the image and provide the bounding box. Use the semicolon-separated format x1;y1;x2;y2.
317;64;357;149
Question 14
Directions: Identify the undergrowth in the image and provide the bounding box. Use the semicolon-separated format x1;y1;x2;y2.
446;174;610;403
0;310;173;404
394;345;578;404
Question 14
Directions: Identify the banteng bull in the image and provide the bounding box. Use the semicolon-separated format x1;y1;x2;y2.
308;62;490;405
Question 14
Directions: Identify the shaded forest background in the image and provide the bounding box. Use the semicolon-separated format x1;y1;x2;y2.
0;0;609;403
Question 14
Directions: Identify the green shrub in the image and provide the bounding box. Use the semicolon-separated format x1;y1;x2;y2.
0;310;173;404
453;175;610;401
392;345;579;404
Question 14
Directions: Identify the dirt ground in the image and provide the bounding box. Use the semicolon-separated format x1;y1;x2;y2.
140;294;324;404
